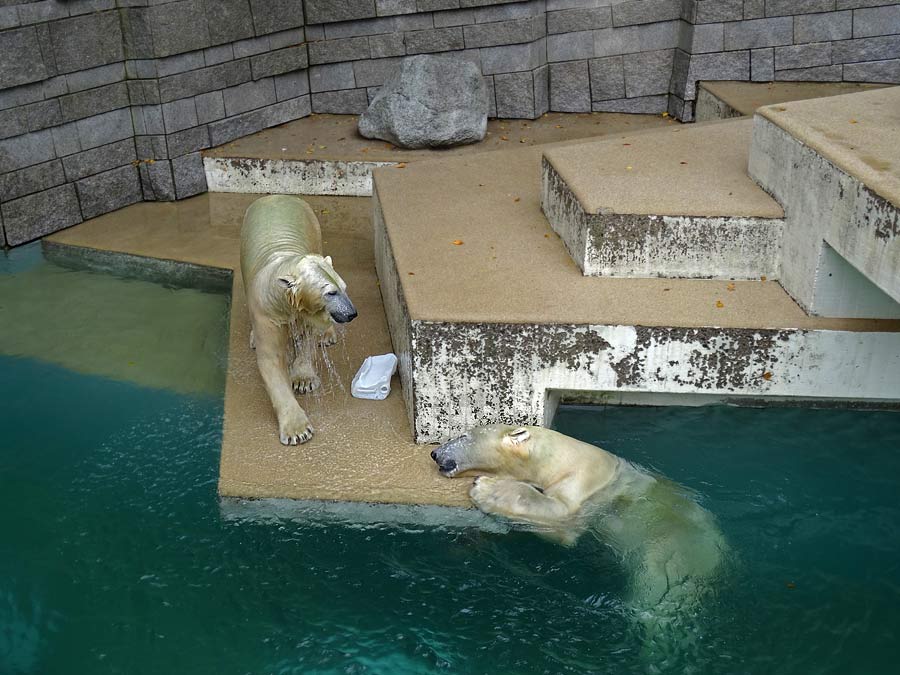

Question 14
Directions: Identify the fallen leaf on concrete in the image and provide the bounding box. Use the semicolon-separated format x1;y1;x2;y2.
555;124;564;129
408;272;415;276
760;275;767;282
849;119;858;124
626;166;633;171
663;288;670;292
544;233;550;238
395;162;407;169
514;197;521;202
762;372;773;381
452;240;464;245
519;138;527;143
623;143;631;146
715;300;724;308
774;106;787;112
500;135;509;141
680;161;688;165
662;112;669;118
727;282;736;291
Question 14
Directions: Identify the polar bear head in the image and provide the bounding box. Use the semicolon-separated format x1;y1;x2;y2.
431;424;538;479
277;254;357;324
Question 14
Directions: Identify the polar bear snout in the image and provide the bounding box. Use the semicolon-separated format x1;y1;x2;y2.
431;449;458;476
325;291;357;324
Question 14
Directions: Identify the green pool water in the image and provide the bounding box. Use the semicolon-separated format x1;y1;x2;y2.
2;244;900;675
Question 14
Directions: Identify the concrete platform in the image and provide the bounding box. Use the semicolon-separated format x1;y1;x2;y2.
695;81;886;122
541;118;784;278
750;86;900;317
202;112;671;196
373;140;900;443
45;193;471;508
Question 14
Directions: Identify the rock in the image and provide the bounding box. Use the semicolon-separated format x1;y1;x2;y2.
358;55;489;149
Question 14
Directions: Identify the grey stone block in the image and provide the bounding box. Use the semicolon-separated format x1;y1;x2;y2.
52;122;82;157
775;43;833;70
0;108;28;141
0;129;56;174
672;49;749;99
406;27;465;53
251;46;309;78
837;0;898;8
305;0;377;24
162;98;199;133
158;59;252;103
594;20;681;57
206;0;254;45
49;11;124;74
353;57;403;87
592;94;667;113
223;77;277;115
1;184;82;246
550;60;591;111
776;64;843;81
119;7;155;60
139;159;176;201
234;34;272;59
832;35;900;63
494;70;535;118
534;63;549;116
378;0;417;15
305;23;325;41
481;39;545;74
77;108;134;150
66;63;126;94
0;160;65;202
0;6;20;31
125;59;158;80
205;44;235;66
547;7;612;34
843;58;900;83
274;70;311;100
751;47;774;81
0;100;62;140
463;17;543;48
42;75;69;99
483;73;497;117
36;22;58;78
249;0;305;35
743;0;765;20
157;51;206;78
723;16;793;50
77;165;143;218
195;91;226;123
62;139;137;182
309;36;371;63
434;8;475;27
60;82;130;123
420;1;461;12
0;27;48;89
694;0;742;23
624;49;674;97
471;0;543;23
854;5;900;38
149;1;211;57
613;0;681;27
795;11;852;43
129;79;162;106
135;135;169;160
69;1;117;17
370;32;407;57
269;28;305;50
17;2;69;27
167;124;211;157
0;82;44;113
312;88;369;113
766;0;835;17
667;92;691;121
309;62;357;91
589;54;625;100
547;30;594;61
681;22;724;53
208;94;306;144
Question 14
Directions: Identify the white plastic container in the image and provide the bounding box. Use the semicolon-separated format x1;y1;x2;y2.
351;353;399;400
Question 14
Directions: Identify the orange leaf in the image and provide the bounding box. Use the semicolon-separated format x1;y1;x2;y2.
395;162;407;169
513;197;521;202
715;300;724;308
452;240;464;246
762;371;773;381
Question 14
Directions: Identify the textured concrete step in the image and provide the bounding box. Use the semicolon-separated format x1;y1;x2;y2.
749;86;900;318
373;142;900;443
695;81;886;122
202;112;669;196
541;119;784;279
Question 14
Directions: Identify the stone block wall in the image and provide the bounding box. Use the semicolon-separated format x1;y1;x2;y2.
2;0;899;246
0;0;310;246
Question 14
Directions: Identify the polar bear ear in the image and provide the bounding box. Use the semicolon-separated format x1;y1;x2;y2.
501;427;531;456
324;255;333;267
508;428;530;444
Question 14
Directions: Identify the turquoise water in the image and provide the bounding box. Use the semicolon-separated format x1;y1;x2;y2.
3;245;900;674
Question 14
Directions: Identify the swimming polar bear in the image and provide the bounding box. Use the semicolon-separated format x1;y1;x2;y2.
241;195;357;445
431;425;727;617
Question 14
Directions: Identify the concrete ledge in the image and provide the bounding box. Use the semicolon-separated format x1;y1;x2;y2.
541;119;784;279
750;87;900;316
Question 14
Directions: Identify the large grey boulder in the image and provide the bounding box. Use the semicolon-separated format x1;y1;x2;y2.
358;55;489;149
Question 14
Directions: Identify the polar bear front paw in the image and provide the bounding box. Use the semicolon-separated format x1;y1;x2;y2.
292;373;321;394
469;476;503;511
320;325;339;347
279;409;314;445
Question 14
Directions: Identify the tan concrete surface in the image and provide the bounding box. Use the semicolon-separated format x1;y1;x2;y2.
701;81;886;117
374;139;900;332
544;118;784;218
202;111;672;163
47;193;471;507
757;86;900;207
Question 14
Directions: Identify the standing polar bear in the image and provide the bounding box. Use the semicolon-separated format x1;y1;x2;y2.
431;425;727;616
241;195;357;445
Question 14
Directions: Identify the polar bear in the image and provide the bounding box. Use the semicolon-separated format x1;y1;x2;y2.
240;195;357;445
431;425;727;616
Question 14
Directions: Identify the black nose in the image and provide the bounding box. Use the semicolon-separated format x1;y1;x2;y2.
347;309;358;321
430;450;437;460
